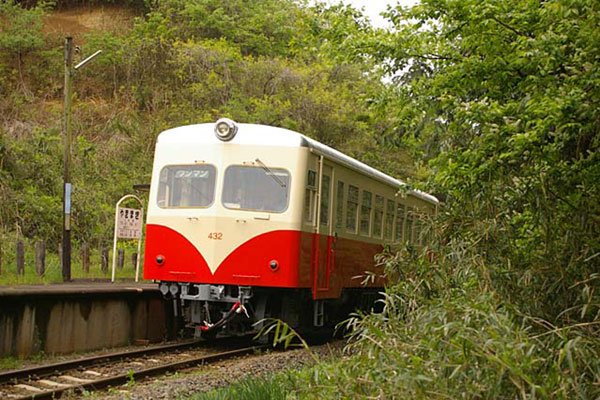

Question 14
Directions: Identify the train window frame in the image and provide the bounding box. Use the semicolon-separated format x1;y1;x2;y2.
156;164;217;209
415;214;422;245
335;180;345;229
319;174;331;226
422;207;433;245
360;190;372;237
395;202;406;242
384;199;395;241
373;194;384;239
406;206;415;244
305;170;317;223
346;184;359;233
221;165;291;213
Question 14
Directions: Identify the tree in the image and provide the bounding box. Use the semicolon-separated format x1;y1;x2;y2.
0;1;50;96
375;0;600;321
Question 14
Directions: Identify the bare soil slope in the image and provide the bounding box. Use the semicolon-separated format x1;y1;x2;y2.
43;4;137;38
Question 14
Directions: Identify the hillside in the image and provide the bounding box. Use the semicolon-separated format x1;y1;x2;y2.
0;0;413;250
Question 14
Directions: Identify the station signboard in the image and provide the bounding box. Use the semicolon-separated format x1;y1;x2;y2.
117;207;143;239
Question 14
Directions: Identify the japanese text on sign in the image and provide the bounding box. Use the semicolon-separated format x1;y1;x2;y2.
117;207;143;239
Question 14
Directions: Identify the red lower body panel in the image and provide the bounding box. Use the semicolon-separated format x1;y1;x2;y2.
143;224;386;298
143;224;304;287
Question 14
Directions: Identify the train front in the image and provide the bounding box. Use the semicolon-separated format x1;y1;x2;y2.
143;119;307;337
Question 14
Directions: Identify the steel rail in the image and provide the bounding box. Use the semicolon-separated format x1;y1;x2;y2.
0;339;205;384
11;346;265;400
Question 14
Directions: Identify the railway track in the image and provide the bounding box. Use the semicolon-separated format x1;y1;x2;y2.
0;339;265;399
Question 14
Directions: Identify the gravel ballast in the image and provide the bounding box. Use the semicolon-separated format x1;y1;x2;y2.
98;341;344;399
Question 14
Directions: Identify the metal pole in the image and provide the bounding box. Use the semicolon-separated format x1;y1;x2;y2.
62;37;73;282
111;202;119;282
135;208;143;282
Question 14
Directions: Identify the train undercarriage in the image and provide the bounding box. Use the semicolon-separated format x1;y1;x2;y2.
158;282;382;339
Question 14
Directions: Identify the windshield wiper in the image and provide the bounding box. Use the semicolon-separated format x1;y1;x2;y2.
255;158;286;188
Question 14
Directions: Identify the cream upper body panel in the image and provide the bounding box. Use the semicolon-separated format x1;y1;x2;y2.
150;123;439;206
147;124;309;221
146;123;309;273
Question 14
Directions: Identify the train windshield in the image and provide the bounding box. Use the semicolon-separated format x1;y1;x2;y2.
157;165;216;208
222;166;290;212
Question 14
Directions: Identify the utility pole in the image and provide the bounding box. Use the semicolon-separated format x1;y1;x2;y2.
62;37;102;282
62;37;73;282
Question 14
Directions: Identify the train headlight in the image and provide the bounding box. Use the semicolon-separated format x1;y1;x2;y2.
156;255;165;266
269;260;279;272
214;118;238;141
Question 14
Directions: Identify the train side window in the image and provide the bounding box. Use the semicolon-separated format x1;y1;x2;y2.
384;199;395;240
423;208;433;245
406;207;415;244
335;181;344;229
346;185;359;233
222;166;290;212
373;195;384;238
304;170;317;223
360;191;372;236
157;164;216;208
319;174;331;226
413;209;422;245
419;217;424;245
395;203;406;242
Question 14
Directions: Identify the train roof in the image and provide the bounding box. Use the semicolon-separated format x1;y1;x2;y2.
158;123;439;205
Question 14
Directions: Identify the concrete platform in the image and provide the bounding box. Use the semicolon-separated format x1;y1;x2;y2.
0;282;174;358
0;282;159;297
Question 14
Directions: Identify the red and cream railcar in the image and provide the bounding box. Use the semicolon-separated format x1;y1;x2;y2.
143;119;438;336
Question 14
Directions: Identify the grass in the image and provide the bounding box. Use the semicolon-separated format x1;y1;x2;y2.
0;239;144;285
0;351;49;371
186;289;600;400
184;240;600;399
0;357;22;370
185;373;293;400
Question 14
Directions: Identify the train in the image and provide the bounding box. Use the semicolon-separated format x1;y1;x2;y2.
143;118;439;338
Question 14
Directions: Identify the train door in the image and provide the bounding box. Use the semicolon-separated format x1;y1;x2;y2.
313;160;334;299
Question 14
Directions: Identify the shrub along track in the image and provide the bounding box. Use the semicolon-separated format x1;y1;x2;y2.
0;339;265;399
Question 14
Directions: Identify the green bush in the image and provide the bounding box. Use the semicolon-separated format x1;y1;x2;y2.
257;241;600;399
189;374;292;400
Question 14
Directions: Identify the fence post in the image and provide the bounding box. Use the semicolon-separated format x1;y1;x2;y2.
35;241;45;277
58;242;63;270
16;240;25;276
117;248;124;270
81;243;90;273
101;247;109;274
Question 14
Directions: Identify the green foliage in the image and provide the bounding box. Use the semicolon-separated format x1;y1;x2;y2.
0;1;46;56
0;356;22;371
0;1;52;94
247;244;600;399
372;0;600;321
126;369;135;386
0;126;62;240
256;318;313;353
0;234;138;285
188;373;292;400
267;2;600;396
